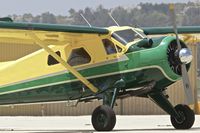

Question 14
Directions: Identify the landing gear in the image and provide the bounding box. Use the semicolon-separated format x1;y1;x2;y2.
170;104;195;129
149;92;195;130
91;87;119;131
92;105;116;131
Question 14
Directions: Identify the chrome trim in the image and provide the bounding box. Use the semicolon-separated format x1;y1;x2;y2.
179;48;193;64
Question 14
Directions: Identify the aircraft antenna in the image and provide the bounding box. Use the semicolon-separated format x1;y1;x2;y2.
80;13;92;27
108;12;120;26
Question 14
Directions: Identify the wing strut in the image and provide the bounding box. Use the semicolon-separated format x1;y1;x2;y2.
27;32;98;93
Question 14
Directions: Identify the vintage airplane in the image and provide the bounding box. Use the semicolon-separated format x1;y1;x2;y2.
0;4;199;131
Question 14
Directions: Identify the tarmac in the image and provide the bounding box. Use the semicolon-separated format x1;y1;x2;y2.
0;115;200;133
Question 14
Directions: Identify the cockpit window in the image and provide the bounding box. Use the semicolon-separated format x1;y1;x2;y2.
112;29;144;45
102;39;117;55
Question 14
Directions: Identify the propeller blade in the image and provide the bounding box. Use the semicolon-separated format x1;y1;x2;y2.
169;4;181;50
181;64;194;104
169;4;194;104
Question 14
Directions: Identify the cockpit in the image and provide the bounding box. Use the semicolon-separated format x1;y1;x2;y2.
105;26;149;54
111;28;147;46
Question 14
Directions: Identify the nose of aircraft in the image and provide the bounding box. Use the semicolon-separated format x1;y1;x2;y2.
178;48;193;64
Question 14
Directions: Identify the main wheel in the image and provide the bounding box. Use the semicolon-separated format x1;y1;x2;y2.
170;104;195;129
92;105;116;131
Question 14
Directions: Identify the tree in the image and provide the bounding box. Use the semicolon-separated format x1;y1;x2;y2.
22;13;33;22
40;12;57;24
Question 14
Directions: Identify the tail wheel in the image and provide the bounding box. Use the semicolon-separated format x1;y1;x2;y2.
92;105;116;131
170;104;195;129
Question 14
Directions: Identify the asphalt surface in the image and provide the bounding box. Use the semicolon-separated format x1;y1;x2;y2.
0;115;200;133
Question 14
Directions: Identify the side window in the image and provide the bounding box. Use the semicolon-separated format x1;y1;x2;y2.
67;47;91;66
48;51;61;66
116;45;122;53
102;39;117;55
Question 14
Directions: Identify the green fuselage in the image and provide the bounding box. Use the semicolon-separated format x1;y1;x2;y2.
0;36;182;105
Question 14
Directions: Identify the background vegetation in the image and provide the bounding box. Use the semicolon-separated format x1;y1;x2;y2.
10;3;200;26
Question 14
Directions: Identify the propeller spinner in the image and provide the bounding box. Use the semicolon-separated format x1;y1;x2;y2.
178;48;193;64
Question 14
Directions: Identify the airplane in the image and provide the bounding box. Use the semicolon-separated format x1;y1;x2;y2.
0;4;200;131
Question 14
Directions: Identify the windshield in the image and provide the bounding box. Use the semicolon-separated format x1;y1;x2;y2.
111;29;145;45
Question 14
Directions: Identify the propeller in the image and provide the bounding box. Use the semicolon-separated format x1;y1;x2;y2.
169;4;194;105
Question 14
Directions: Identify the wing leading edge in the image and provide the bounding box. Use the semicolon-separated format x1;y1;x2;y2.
0;21;109;34
142;26;200;35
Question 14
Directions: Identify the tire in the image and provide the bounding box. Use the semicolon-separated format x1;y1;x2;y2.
92;105;116;131
170;104;195;129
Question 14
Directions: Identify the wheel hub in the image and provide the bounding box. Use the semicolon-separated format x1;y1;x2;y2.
175;111;186;124
97;113;107;127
